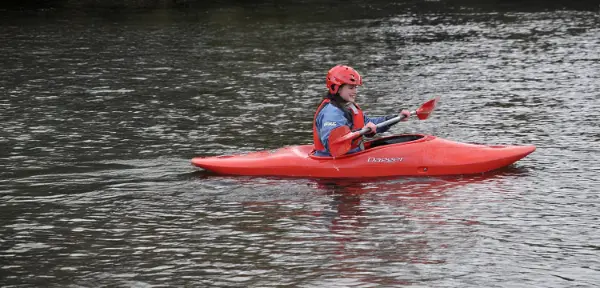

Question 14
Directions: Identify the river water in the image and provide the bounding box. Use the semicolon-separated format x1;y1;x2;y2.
1;1;599;287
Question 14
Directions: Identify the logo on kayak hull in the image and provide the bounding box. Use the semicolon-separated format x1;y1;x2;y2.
367;157;404;163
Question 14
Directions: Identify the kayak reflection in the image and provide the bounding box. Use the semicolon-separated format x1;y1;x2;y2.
311;174;493;264
191;167;527;284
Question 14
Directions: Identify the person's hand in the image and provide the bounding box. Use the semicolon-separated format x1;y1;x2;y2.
399;109;410;121
365;122;377;134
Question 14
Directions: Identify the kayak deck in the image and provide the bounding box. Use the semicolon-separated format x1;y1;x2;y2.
191;134;535;178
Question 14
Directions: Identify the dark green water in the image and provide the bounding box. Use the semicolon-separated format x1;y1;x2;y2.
1;2;599;287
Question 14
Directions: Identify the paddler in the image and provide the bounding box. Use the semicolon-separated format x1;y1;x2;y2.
312;65;410;157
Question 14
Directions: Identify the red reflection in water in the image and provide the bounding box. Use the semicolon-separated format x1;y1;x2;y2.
195;167;525;285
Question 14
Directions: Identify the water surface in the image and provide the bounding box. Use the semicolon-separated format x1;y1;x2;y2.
1;2;599;287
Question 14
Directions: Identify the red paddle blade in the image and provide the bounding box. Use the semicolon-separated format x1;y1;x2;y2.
329;126;353;158
416;96;440;120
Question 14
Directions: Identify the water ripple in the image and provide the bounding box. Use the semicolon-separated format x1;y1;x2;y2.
1;6;599;288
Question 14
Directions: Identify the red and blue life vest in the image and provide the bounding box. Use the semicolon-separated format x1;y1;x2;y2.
312;99;365;151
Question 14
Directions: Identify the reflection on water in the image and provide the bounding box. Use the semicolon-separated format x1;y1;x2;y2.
2;2;600;287
207;169;525;286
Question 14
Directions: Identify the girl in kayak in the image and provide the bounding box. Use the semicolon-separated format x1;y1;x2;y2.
312;65;410;157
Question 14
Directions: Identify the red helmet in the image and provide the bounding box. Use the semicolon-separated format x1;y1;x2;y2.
326;65;363;94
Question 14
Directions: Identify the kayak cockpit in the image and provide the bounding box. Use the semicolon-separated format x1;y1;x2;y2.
309;134;430;159
368;134;426;148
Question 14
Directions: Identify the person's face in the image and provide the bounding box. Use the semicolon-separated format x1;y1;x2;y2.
338;84;358;103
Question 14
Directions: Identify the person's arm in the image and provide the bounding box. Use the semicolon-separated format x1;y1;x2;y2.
364;114;393;134
364;109;411;134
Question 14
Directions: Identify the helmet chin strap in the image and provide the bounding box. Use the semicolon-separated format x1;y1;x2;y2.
344;102;360;115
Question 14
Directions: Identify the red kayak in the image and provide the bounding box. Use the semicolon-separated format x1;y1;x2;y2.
191;134;536;178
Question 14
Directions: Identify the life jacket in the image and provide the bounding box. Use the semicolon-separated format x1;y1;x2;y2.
313;98;365;151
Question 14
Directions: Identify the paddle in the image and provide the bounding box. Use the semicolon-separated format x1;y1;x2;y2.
329;96;440;157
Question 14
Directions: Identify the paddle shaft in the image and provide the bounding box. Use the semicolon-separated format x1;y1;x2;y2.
329;97;439;157
355;111;415;137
